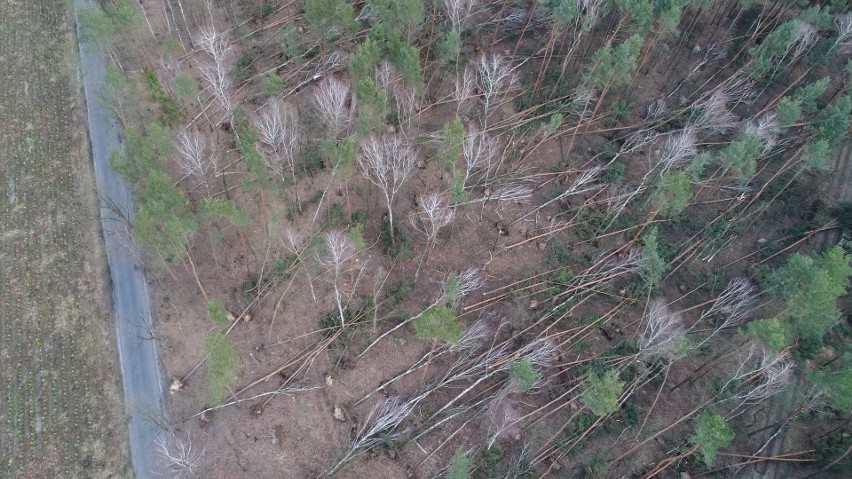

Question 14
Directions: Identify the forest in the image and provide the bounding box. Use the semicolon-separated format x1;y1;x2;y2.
78;0;852;477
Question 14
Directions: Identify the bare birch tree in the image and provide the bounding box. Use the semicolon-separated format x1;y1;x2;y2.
453;65;476;116
194;26;234;123
410;192;456;280
475;53;518;125
357;134;418;241
745;113;780;154
374;61;417;128
832;13;852;53
444;0;477;32
462;124;500;189
638;299;687;361
312;76;352;138
175;128;217;195
694;277;757;347
253;99;300;182
657;128;698;174
718;345;792;419
692;90;738;134
411;193;455;249
316;231;357;328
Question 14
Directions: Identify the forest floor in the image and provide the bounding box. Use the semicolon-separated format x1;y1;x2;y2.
108;1;852;478
0;0;130;477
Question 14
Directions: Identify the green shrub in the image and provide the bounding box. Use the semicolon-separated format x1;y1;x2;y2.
252;2;276;20
201;198;251;227
583;451;608;479
604;161;627;183
440;118;464;171
235;52;256;83
324;202;346;227
133;170;197;264
473;444;503;478
304;0;358;42
262;73;286;96
638;227;666;288
438;30;462;65
379;220;413;259
765;246;852;352
174;73;201;105
621;401;642;427
142;69;182;125
814;430;852;472
719;132;762;179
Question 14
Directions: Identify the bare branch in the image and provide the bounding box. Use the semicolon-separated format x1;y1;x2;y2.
374;61;417;127
692;90;738;134
695;277;757;346
323;396;413;477
657;128;698;173
746;113;780;154
834;13;852;52
442;267;484;307
723;347;793;419
453;65;476;115
154;432;203;478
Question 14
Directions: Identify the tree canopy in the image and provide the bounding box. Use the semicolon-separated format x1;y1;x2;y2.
765;246;852;351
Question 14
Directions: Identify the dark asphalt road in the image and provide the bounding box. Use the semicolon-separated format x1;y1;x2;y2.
73;1;169;477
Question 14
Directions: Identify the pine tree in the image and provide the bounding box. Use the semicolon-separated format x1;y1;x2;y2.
132;170;197;264
365;0;425;39
639;226;666;288
719;132;763;179
692;414;735;468
204;332;240;403
304;0;358;42
653;170;692;217
582;369;625;416
414;306;462;344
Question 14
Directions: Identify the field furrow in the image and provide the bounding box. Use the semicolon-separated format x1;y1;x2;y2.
0;0;129;476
